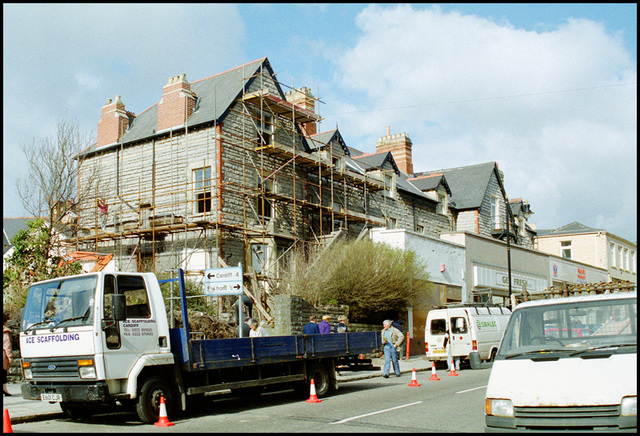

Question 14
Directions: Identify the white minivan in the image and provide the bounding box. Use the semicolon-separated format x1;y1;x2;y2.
485;291;637;432
425;304;511;365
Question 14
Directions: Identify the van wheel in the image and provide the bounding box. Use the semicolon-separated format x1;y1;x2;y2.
136;376;173;424
308;363;332;397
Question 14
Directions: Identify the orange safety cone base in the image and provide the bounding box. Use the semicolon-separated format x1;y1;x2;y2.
448;369;459;376
429;363;440;380
4;408;13;433
154;396;175;427
306;379;322;403
408;368;421;387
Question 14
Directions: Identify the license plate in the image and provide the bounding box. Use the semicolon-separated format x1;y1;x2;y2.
433;349;446;354
41;393;62;402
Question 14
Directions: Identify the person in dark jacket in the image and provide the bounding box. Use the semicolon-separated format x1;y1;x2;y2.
303;315;320;335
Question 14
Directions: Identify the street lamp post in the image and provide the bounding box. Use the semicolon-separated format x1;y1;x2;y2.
505;197;512;309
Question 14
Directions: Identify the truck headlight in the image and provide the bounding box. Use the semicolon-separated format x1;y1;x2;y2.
486;398;514;417
22;361;32;380
621;396;637;417
78;359;96;379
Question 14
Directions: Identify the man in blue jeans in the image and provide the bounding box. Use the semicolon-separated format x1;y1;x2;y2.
381;319;404;378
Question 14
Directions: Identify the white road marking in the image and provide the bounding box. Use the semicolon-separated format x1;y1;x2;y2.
329;401;424;425
456;385;487;394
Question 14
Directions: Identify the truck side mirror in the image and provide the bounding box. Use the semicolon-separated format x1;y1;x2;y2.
112;294;126;321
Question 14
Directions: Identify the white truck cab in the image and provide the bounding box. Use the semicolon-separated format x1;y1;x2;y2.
485;291;637;432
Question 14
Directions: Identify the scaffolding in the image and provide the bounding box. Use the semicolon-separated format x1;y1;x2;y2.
69;63;392;318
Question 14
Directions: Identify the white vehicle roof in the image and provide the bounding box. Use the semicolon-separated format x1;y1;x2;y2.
513;291;636;311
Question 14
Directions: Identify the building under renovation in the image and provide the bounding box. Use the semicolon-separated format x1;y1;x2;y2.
72;57;532;319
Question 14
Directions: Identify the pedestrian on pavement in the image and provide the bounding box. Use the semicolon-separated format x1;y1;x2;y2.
248;318;269;337
334;315;349;333
3;312;13;396
381;319;403;378
303;315;320;335
319;315;332;334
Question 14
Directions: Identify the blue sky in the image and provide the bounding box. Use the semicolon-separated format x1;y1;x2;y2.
3;3;637;242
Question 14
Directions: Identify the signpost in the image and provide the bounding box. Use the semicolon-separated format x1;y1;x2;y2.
204;266;243;296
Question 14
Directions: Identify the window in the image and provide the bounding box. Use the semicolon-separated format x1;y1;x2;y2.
561;241;572;259
436;193;448;215
416;225;424;234
251;243;270;274
490;196;500;230
623;248;629;271
631;251;636;273
193;167;212;213
617;246;623;270
609;243;616;268
387;217;397;229
257;197;273;221
451;317;468;334
256;110;273;146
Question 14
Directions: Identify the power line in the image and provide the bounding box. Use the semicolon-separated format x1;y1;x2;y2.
327;82;637;115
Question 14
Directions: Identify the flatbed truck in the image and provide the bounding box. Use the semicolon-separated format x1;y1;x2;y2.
19;269;382;423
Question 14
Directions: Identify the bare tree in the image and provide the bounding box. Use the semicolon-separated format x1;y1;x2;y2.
16;119;98;251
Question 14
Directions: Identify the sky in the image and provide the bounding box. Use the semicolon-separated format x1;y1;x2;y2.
3;3;637;242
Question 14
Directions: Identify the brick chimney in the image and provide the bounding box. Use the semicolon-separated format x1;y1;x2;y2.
156;73;197;132
376;126;413;175
97;95;133;147
285;87;316;136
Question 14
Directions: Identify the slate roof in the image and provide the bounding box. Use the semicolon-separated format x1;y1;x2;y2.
308;129;351;156
408;173;452;196
536;222;604;237
352;151;399;174
80;57;292;156
415;161;503;210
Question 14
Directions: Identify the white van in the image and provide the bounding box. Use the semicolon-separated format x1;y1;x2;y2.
425;304;511;365
485;291;637;432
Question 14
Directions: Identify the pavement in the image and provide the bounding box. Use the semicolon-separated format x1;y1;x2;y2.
2;354;436;425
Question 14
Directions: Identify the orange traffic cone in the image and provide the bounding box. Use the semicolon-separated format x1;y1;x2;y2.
3;409;13;433
407;368;421;387
448;358;459;376
154;395;175;427
305;379;322;403
429;362;440;381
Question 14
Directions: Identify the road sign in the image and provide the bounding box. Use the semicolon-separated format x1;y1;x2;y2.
203;266;243;296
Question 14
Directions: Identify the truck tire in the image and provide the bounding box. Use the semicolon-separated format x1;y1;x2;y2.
308;363;332;398
60;402;96;420
136;376;173;424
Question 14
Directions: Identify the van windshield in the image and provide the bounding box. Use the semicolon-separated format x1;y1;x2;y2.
496;295;637;359
22;275;97;332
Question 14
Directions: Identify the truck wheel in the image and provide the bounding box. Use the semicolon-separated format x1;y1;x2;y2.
136;376;173;424
60;402;96;420
308;363;332;397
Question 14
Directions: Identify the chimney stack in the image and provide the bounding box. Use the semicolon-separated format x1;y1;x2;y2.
285;87;316;136
376;127;413;175
156;73;197;132
97;95;133;148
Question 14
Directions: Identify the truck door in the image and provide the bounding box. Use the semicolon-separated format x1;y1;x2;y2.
449;314;471;356
102;274;160;382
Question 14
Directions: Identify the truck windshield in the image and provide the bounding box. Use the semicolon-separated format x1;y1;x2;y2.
497;295;637;359
22;275;97;332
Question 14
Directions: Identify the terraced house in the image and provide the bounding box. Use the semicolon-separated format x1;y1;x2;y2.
73;57;532;309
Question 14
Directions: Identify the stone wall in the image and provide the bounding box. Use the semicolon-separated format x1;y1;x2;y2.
273;294;349;336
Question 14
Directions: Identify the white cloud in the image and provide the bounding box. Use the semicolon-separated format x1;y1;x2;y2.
327;4;636;240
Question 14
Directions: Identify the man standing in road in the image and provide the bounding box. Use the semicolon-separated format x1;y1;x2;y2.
381;319;403;378
303;315;320;335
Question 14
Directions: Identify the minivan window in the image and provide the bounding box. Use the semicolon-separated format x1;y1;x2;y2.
430;319;447;335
